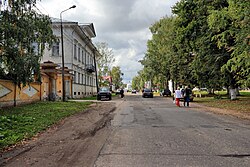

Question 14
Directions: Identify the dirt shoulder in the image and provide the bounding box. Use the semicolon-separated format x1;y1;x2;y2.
0;102;116;167
191;102;250;120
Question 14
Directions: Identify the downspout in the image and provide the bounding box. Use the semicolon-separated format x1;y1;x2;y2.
85;47;87;96
93;49;99;95
71;28;76;98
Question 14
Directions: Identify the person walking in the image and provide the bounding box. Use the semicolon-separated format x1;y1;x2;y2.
174;87;182;107
183;86;192;107
120;88;124;98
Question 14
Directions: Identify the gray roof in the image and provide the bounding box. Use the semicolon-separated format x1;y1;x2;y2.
50;17;96;38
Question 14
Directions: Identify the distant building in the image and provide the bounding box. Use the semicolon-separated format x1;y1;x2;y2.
126;83;132;91
41;18;100;98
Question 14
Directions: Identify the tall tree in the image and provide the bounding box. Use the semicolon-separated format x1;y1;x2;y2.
208;0;250;88
95;42;115;87
0;0;55;88
141;17;177;89
172;0;232;91
132;70;148;91
110;66;123;89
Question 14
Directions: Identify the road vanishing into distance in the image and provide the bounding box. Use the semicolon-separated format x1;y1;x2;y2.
94;93;250;167
2;93;250;167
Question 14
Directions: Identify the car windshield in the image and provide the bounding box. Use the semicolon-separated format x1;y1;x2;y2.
99;87;110;92
144;89;151;92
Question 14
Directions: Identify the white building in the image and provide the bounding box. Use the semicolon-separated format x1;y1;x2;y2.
41;18;100;99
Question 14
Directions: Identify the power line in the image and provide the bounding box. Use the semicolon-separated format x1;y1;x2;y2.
36;1;49;15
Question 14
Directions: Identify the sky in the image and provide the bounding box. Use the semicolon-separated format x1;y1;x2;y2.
37;0;179;84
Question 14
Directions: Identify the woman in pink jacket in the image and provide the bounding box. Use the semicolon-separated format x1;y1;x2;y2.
174;87;183;107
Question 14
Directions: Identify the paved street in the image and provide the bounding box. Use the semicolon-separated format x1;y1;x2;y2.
94;93;250;167
2;93;250;167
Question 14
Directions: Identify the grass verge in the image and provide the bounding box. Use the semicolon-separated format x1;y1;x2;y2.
0;101;92;151
194;91;250;113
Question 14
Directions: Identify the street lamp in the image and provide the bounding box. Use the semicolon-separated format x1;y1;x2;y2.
60;5;76;101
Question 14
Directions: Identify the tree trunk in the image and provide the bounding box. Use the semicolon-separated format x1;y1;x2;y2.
207;88;213;94
229;88;237;100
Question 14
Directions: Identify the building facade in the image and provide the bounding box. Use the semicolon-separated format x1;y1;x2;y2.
0;61;73;107
41;18;100;99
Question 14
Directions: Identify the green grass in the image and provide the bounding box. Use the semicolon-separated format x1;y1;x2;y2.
0;101;92;151
80;96;97;100
194;91;250;113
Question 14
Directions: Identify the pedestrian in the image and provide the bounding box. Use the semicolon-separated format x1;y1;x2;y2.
183;85;192;107
174;87;182;107
120;88;124;98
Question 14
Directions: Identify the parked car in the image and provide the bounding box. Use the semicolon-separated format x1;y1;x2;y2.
161;89;171;97
97;87;112;100
142;88;153;98
131;90;137;94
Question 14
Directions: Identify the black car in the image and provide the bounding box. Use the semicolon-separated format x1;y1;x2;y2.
97;87;112;100
142;88;153;98
131;90;137;94
161;89;171;97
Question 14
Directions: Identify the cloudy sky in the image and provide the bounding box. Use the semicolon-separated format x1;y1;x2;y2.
37;0;179;83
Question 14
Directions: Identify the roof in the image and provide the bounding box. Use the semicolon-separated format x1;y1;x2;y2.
51;18;96;38
79;23;96;38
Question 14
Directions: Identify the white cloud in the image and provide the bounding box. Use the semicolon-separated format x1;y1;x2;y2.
38;0;179;83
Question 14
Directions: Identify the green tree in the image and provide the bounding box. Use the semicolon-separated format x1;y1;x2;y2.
0;0;55;87
0;0;56;106
132;70;147;91
132;75;140;90
208;0;250;88
96;42;115;87
172;0;232;91
110;66;123;89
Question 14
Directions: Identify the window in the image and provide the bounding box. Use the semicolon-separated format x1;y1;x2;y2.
32;42;39;54
52;42;59;56
86;52;89;64
78;47;81;62
82;49;86;64
90;55;93;65
82;74;84;85
86;75;89;86
82;50;84;64
83;74;86;85
73;71;76;83
74;44;77;59
78;72;80;84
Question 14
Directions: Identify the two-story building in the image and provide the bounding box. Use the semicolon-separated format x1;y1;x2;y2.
41;18;100;99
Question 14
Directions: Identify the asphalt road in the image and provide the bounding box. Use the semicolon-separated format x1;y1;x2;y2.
94;93;250;167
